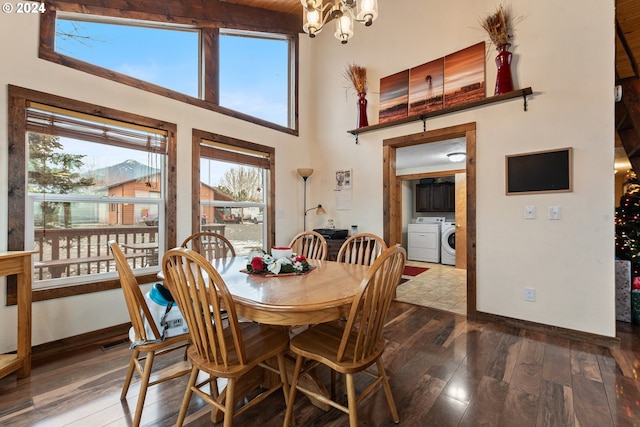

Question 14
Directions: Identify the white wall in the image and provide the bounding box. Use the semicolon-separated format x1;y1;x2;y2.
0;12;316;351
307;0;616;337
0;0;616;352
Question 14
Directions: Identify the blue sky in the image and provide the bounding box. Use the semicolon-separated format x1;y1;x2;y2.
55;18;289;125
53;18;289;182
56;20;199;96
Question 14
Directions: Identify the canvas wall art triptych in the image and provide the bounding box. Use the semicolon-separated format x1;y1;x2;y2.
379;42;486;124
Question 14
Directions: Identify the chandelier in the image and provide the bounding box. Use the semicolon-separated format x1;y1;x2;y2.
300;0;379;44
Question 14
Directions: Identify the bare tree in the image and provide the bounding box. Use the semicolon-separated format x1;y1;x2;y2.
217;167;262;202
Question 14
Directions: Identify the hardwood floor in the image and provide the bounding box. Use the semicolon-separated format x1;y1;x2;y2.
1;301;639;426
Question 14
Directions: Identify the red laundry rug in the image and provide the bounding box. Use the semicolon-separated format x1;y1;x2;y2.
402;266;429;277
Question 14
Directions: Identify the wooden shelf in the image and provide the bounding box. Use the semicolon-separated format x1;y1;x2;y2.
347;87;533;137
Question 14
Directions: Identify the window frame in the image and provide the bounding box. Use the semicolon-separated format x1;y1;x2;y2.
7;85;177;304
192;129;275;251
39;1;299;135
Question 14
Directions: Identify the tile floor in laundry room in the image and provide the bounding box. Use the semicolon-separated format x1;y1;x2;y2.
395;260;467;315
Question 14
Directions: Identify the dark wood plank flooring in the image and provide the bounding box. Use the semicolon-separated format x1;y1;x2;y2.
1;301;639;426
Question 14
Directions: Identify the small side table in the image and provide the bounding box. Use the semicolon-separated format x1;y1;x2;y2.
0;251;35;379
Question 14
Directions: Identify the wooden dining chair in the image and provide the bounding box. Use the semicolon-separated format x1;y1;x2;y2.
336;232;388;266
180;231;236;260
109;241;191;427
162;247;290;427
289;230;328;260
283;245;406;427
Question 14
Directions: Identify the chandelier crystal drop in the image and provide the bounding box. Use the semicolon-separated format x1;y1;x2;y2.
300;0;378;44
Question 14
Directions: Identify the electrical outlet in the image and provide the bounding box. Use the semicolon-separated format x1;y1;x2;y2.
524;288;536;302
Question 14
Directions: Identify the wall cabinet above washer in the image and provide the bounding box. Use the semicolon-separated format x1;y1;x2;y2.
416;182;455;212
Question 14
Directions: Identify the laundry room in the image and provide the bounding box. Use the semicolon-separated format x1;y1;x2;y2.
395;137;467;270
395;140;468;315
407;176;456;265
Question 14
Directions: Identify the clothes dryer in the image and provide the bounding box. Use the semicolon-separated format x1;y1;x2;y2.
407;217;445;262
441;221;456;266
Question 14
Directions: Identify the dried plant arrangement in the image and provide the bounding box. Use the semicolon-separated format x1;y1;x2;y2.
344;63;368;94
480;4;512;47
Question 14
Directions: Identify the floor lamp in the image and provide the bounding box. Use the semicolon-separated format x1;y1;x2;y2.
298;168;326;230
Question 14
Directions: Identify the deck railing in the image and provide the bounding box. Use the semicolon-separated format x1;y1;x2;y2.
33;226;159;280
32;224;228;281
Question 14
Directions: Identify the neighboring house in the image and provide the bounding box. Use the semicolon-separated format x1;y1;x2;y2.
106;174;235;225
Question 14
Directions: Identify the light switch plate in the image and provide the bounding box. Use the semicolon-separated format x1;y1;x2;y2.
524;205;536;219
524;288;536;302
548;206;560;220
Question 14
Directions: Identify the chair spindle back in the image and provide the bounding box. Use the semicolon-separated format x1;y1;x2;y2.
336;233;388;266
338;245;406;364
289;231;328;260
162;247;245;367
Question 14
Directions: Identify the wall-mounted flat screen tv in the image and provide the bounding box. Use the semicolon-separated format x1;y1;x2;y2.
506;147;572;195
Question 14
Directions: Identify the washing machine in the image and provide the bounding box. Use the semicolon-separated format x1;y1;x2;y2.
407;217;445;262
441;221;456;266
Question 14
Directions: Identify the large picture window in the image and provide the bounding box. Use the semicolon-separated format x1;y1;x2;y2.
55;16;200;98
7;86;177;303
219;30;292;127
27;105;168;290
40;2;299;133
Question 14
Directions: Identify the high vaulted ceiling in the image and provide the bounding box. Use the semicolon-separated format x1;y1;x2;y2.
225;1;636;174
617;0;640;80
219;0;301;15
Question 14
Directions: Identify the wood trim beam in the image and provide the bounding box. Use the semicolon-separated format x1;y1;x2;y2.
48;0;301;34
398;168;466;181
616;18;640;80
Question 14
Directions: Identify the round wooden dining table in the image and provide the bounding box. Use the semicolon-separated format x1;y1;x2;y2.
206;256;370;326
159;254;372;414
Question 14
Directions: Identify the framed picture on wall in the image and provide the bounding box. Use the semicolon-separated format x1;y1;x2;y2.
443;42;485;108
409;58;444;115
506;147;573;195
379;70;409;123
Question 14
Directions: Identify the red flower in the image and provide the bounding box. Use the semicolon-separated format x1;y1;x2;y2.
251;256;265;271
294;255;306;263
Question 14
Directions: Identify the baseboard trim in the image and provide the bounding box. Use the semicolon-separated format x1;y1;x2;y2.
31;323;130;365
475;311;620;348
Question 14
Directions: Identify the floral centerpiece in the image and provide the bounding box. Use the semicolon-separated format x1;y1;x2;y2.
246;252;313;276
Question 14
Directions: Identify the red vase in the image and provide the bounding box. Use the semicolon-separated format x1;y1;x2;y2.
494;43;514;95
357;92;369;128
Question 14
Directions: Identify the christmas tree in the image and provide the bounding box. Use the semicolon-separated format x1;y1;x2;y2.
616;170;640;323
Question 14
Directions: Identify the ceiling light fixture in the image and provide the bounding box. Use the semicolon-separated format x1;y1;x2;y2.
300;0;378;44
447;152;466;162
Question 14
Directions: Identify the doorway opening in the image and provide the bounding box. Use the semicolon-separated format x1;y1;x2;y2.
383;122;477;317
